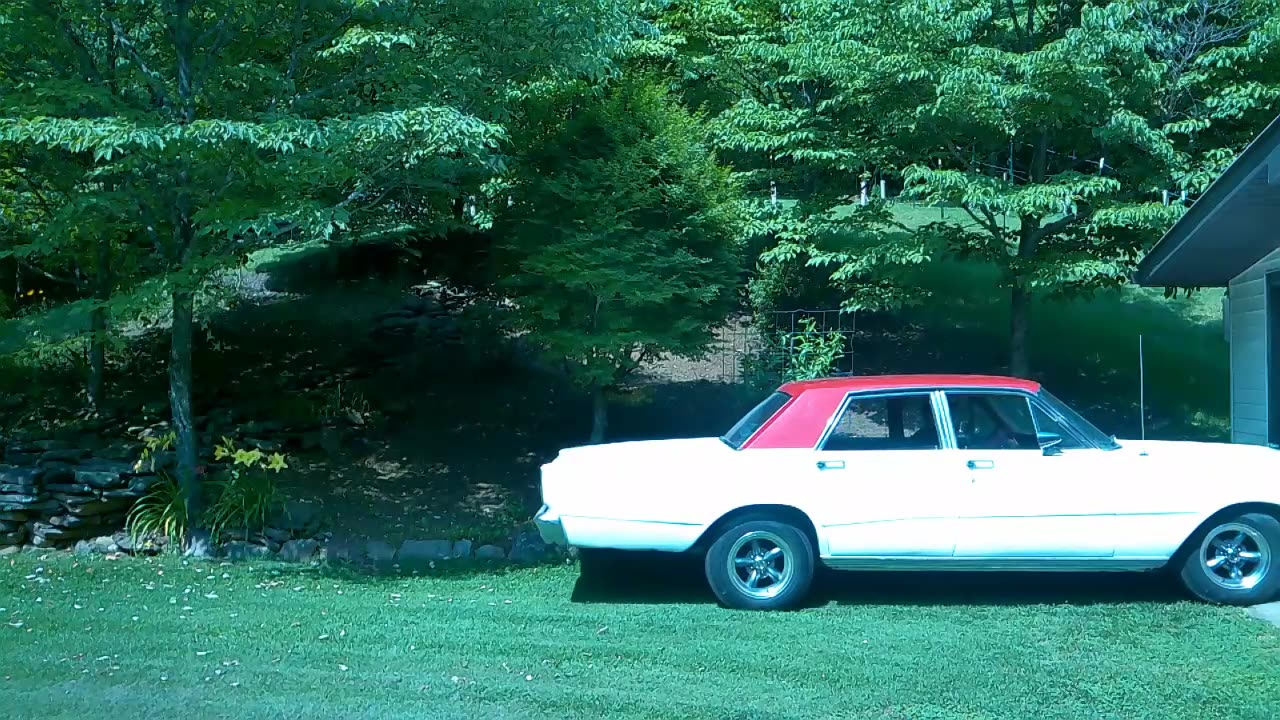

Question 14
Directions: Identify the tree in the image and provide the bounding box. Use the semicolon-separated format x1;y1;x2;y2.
648;0;1280;376
635;0;945;317
858;0;1280;376
498;79;745;442
0;0;630;549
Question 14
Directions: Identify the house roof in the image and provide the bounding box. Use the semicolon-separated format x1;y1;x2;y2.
1136;113;1280;288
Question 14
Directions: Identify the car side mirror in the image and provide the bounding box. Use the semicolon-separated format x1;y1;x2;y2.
1039;432;1063;456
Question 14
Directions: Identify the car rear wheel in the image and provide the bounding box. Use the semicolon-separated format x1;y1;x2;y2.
705;520;814;610
1179;512;1280;606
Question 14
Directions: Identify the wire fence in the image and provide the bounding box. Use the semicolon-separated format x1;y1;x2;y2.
713;308;858;385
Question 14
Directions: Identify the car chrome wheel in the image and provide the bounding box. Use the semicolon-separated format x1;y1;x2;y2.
1200;522;1271;591
727;530;794;600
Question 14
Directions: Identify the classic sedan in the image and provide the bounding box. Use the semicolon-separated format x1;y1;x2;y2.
535;375;1280;610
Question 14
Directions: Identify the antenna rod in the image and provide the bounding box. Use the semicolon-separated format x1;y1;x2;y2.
1139;334;1146;441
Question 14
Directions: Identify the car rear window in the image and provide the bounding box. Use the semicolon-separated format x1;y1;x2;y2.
721;391;791;449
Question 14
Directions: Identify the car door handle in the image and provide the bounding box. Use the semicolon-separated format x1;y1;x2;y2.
816;460;846;471
966;460;995;470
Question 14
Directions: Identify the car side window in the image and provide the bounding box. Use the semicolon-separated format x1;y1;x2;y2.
1030;402;1086;450
821;394;940;451
947;393;1040;451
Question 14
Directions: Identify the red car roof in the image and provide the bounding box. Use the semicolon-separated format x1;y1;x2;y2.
778;374;1041;395
746;374;1042;450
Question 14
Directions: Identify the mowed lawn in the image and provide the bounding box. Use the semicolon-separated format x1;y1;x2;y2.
2;554;1278;720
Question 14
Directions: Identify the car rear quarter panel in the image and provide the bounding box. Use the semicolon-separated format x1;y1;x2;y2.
547;447;823;553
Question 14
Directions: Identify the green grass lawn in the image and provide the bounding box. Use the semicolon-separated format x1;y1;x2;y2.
3;554;1278;720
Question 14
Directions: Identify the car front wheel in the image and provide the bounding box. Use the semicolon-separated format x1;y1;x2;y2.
1179;512;1280;606
705;520;814;610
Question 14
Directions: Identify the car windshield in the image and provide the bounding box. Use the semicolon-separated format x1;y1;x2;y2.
721;391;791;449
1038;389;1120;450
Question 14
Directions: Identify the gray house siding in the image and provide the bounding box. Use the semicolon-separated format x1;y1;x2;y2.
1228;247;1280;444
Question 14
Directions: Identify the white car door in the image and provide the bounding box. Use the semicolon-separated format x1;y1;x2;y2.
809;390;966;557
944;391;1117;558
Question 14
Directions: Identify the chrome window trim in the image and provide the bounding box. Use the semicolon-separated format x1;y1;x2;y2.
814;389;947;451
940;388;1099;450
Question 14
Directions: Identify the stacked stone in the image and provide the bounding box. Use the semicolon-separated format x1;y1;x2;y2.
0;439;156;551
370;295;464;347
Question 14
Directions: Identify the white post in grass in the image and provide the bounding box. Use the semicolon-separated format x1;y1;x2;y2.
1163;190;1170;206
880;179;887;201
1139;334;1146;441
860;179;868;206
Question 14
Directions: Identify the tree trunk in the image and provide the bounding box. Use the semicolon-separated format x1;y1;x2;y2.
169;287;208;556
166;0;211;555
88;307;106;410
169;289;199;513
590;386;608;444
1008;130;1049;379
1009;283;1031;378
87;236;111;411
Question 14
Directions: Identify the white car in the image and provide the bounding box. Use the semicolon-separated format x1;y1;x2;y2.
535;375;1280;610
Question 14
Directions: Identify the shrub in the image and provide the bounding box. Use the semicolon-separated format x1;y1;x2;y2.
205;438;286;537
125;471;188;549
783;317;846;381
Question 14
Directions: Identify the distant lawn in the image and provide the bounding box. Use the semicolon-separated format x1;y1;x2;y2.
2;554;1278;720
808;203;1231;441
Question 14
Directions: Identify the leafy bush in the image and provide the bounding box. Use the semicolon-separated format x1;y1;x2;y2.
740;317;847;387
783;318;846;381
205;438;286;537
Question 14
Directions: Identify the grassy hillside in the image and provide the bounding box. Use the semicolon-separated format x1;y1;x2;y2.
839;204;1229;440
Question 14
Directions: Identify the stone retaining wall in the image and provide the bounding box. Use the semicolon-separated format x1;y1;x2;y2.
0;438;157;553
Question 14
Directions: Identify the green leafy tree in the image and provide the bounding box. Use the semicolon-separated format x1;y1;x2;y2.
498;80;745;443
0;0;630;548
648;0;1280;376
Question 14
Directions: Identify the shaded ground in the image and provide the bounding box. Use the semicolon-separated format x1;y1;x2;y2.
3;554;1278;720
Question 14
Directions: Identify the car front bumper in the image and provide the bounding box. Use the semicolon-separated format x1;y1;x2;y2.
533;505;568;546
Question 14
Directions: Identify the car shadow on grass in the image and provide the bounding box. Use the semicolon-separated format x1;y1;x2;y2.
570;555;1187;608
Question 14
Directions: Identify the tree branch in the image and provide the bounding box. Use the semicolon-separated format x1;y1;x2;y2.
962;204;1003;241
1030;207;1092;243
1026;0;1037;47
271;5;357;111
107;17;172;110
37;4;103;82
1005;0;1024;41
19;259;81;288
289;51;375;108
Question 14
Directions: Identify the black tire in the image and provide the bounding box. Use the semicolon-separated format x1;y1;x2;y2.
1178;512;1280;606
705;519;814;610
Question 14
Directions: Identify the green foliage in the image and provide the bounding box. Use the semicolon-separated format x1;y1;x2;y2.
782;318;846;382
125;471;188;549
206;438;286;537
647;0;1280;371
133;431;176;474
497;78;746;390
0;0;637;520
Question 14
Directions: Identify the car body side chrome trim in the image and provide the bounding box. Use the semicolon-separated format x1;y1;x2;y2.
820;556;1169;572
